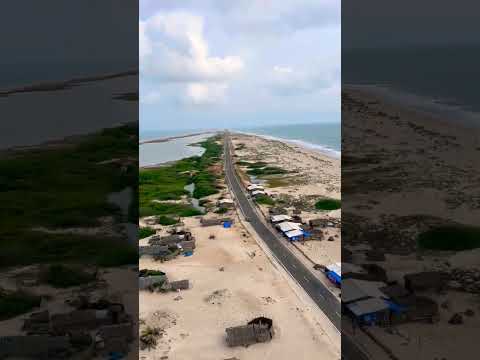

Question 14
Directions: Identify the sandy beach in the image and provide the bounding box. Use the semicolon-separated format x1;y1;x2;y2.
138;134;340;359
139;216;339;360
231;133;341;267
342;85;480;359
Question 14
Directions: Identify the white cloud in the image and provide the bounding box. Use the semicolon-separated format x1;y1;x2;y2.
268;61;338;96
184;82;228;105
139;20;152;62
140;12;243;82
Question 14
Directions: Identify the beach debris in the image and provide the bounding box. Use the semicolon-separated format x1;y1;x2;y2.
448;313;463;325
139;326;163;350
209;234;216;239
219;267;225;272
204;289;229;305
225;317;274;347
173;296;183;301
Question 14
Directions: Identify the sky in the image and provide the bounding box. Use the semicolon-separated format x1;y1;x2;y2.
140;0;340;132
343;0;480;49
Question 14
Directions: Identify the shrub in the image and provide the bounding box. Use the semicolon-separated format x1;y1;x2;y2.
0;290;41;320
139;227;156;239
255;195;275;206
418;226;480;251
158;216;178;226
43;264;96;288
315;198;341;211
215;207;229;214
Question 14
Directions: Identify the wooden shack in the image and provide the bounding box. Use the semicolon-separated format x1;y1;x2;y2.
225;317;273;347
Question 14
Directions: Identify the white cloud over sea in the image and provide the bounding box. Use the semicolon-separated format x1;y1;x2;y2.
140;0;340;130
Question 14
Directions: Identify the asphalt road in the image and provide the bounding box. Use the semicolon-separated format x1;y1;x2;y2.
223;132;368;360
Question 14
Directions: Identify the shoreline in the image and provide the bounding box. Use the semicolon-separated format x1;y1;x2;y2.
139;130;216;145
344;83;480;131
140;132;340;170
235;130;341;159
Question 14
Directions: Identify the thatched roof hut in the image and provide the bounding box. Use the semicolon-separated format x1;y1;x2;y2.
225;317;273;347
404;272;449;293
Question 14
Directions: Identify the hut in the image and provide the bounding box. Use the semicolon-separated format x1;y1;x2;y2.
139;245;170;257
139;275;167;290
225;317;273;347
251;190;266;197
170;280;190;291
247;184;264;191
0;336;70;359
346;298;390;326
285;229;304;242
23;310;50;335
179;240;196;251
269;207;288;215
276;221;302;233
366;250;386;262
325;263;342;287
218;198;235;208
341;278;388;304
270;214;292;223
404;271;448;293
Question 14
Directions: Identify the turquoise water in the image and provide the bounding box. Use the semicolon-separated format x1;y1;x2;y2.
238;123;341;157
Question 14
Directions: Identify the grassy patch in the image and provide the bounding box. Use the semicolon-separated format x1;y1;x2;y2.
139;227;156;239
158;215;178;226
215;207;229;214
247;166;288;176
255;194;275;206
140;136;223;218
0;124;138;268
0;231;137;268
139;269;165;277
315;198;341;211
267;177;294;188
418;226;480;251
42;264;96;288
139;202;201;218
0;290;41;320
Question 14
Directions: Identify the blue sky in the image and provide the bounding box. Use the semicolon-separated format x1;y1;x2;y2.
140;0;340;132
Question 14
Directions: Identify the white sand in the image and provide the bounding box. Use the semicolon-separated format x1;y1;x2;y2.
139;216;339;360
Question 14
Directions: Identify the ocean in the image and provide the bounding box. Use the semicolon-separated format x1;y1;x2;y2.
343;45;480;125
238;123;341;158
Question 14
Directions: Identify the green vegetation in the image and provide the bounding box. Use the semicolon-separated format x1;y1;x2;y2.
139;227;156;239
139;269;165;277
0;289;41;320
43;264;96;288
0;231;137;268
0;124;138;268
158;215;178;226
215;207;229;214
140;326;162;350
139;202;201;218
315;198;341;211
267;177;295;188
140;136;223;218
255;194;275;206
418;225;480;251
247;166;288;176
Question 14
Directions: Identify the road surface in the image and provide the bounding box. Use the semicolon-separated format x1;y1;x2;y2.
223;132;368;360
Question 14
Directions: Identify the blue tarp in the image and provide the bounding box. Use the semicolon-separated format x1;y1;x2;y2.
385;300;407;314
326;270;341;285
223;221;232;228
184;251;193;257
